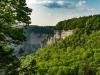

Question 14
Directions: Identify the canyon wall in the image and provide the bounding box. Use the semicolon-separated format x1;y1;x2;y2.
47;30;73;44
5;26;73;56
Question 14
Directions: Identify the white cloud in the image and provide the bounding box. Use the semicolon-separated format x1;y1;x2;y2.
77;0;86;6
75;0;87;11
26;0;54;5
26;0;88;9
57;1;65;5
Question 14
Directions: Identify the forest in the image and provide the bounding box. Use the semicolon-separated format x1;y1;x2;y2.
0;0;100;75
19;14;100;75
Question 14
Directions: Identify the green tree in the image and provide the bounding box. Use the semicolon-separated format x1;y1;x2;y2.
0;0;32;74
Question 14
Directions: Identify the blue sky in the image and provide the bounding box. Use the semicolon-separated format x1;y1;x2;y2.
26;0;100;26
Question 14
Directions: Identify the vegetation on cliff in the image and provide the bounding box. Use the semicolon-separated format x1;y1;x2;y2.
0;0;100;75
19;14;100;75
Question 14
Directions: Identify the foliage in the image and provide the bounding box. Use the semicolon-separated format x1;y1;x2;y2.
0;0;32;74
20;14;100;75
18;55;36;75
4;27;26;42
0;0;32;27
56;14;100;31
26;25;55;35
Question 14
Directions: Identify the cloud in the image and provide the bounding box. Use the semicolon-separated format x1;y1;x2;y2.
76;0;100;12
48;1;75;9
76;0;86;6
27;0;100;12
27;0;54;5
43;1;75;8
28;0;87;9
76;0;87;11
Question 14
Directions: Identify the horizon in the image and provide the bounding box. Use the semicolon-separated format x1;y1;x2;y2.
26;0;100;26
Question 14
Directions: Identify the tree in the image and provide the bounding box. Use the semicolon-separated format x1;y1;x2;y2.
0;0;32;27
0;0;32;74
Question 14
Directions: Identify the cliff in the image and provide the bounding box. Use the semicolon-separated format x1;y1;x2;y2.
20;26;73;55
4;26;73;56
47;30;73;44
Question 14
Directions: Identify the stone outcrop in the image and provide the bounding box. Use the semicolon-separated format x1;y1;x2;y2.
47;30;73;44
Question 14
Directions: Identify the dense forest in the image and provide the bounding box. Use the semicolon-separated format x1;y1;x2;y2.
0;0;100;75
25;25;54;34
19;15;100;75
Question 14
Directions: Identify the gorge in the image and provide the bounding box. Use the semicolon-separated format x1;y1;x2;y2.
7;26;73;56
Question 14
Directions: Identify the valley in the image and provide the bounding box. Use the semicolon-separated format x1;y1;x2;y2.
0;0;100;75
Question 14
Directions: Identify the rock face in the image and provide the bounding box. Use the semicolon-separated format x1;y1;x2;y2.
2;34;23;56
47;30;73;44
61;30;73;39
22;32;48;55
21;27;73;55
19;26;54;55
4;26;73;56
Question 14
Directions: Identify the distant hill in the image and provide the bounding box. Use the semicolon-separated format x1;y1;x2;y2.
24;25;55;34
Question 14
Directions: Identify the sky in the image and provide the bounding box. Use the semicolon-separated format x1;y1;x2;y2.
26;0;100;26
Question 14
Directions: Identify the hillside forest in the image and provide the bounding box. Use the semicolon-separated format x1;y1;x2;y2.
0;0;100;75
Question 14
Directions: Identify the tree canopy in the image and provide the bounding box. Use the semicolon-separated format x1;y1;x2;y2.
0;0;32;74
19;14;100;75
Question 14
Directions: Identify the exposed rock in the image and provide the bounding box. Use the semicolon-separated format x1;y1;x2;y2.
47;30;73;44
3;26;73;56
